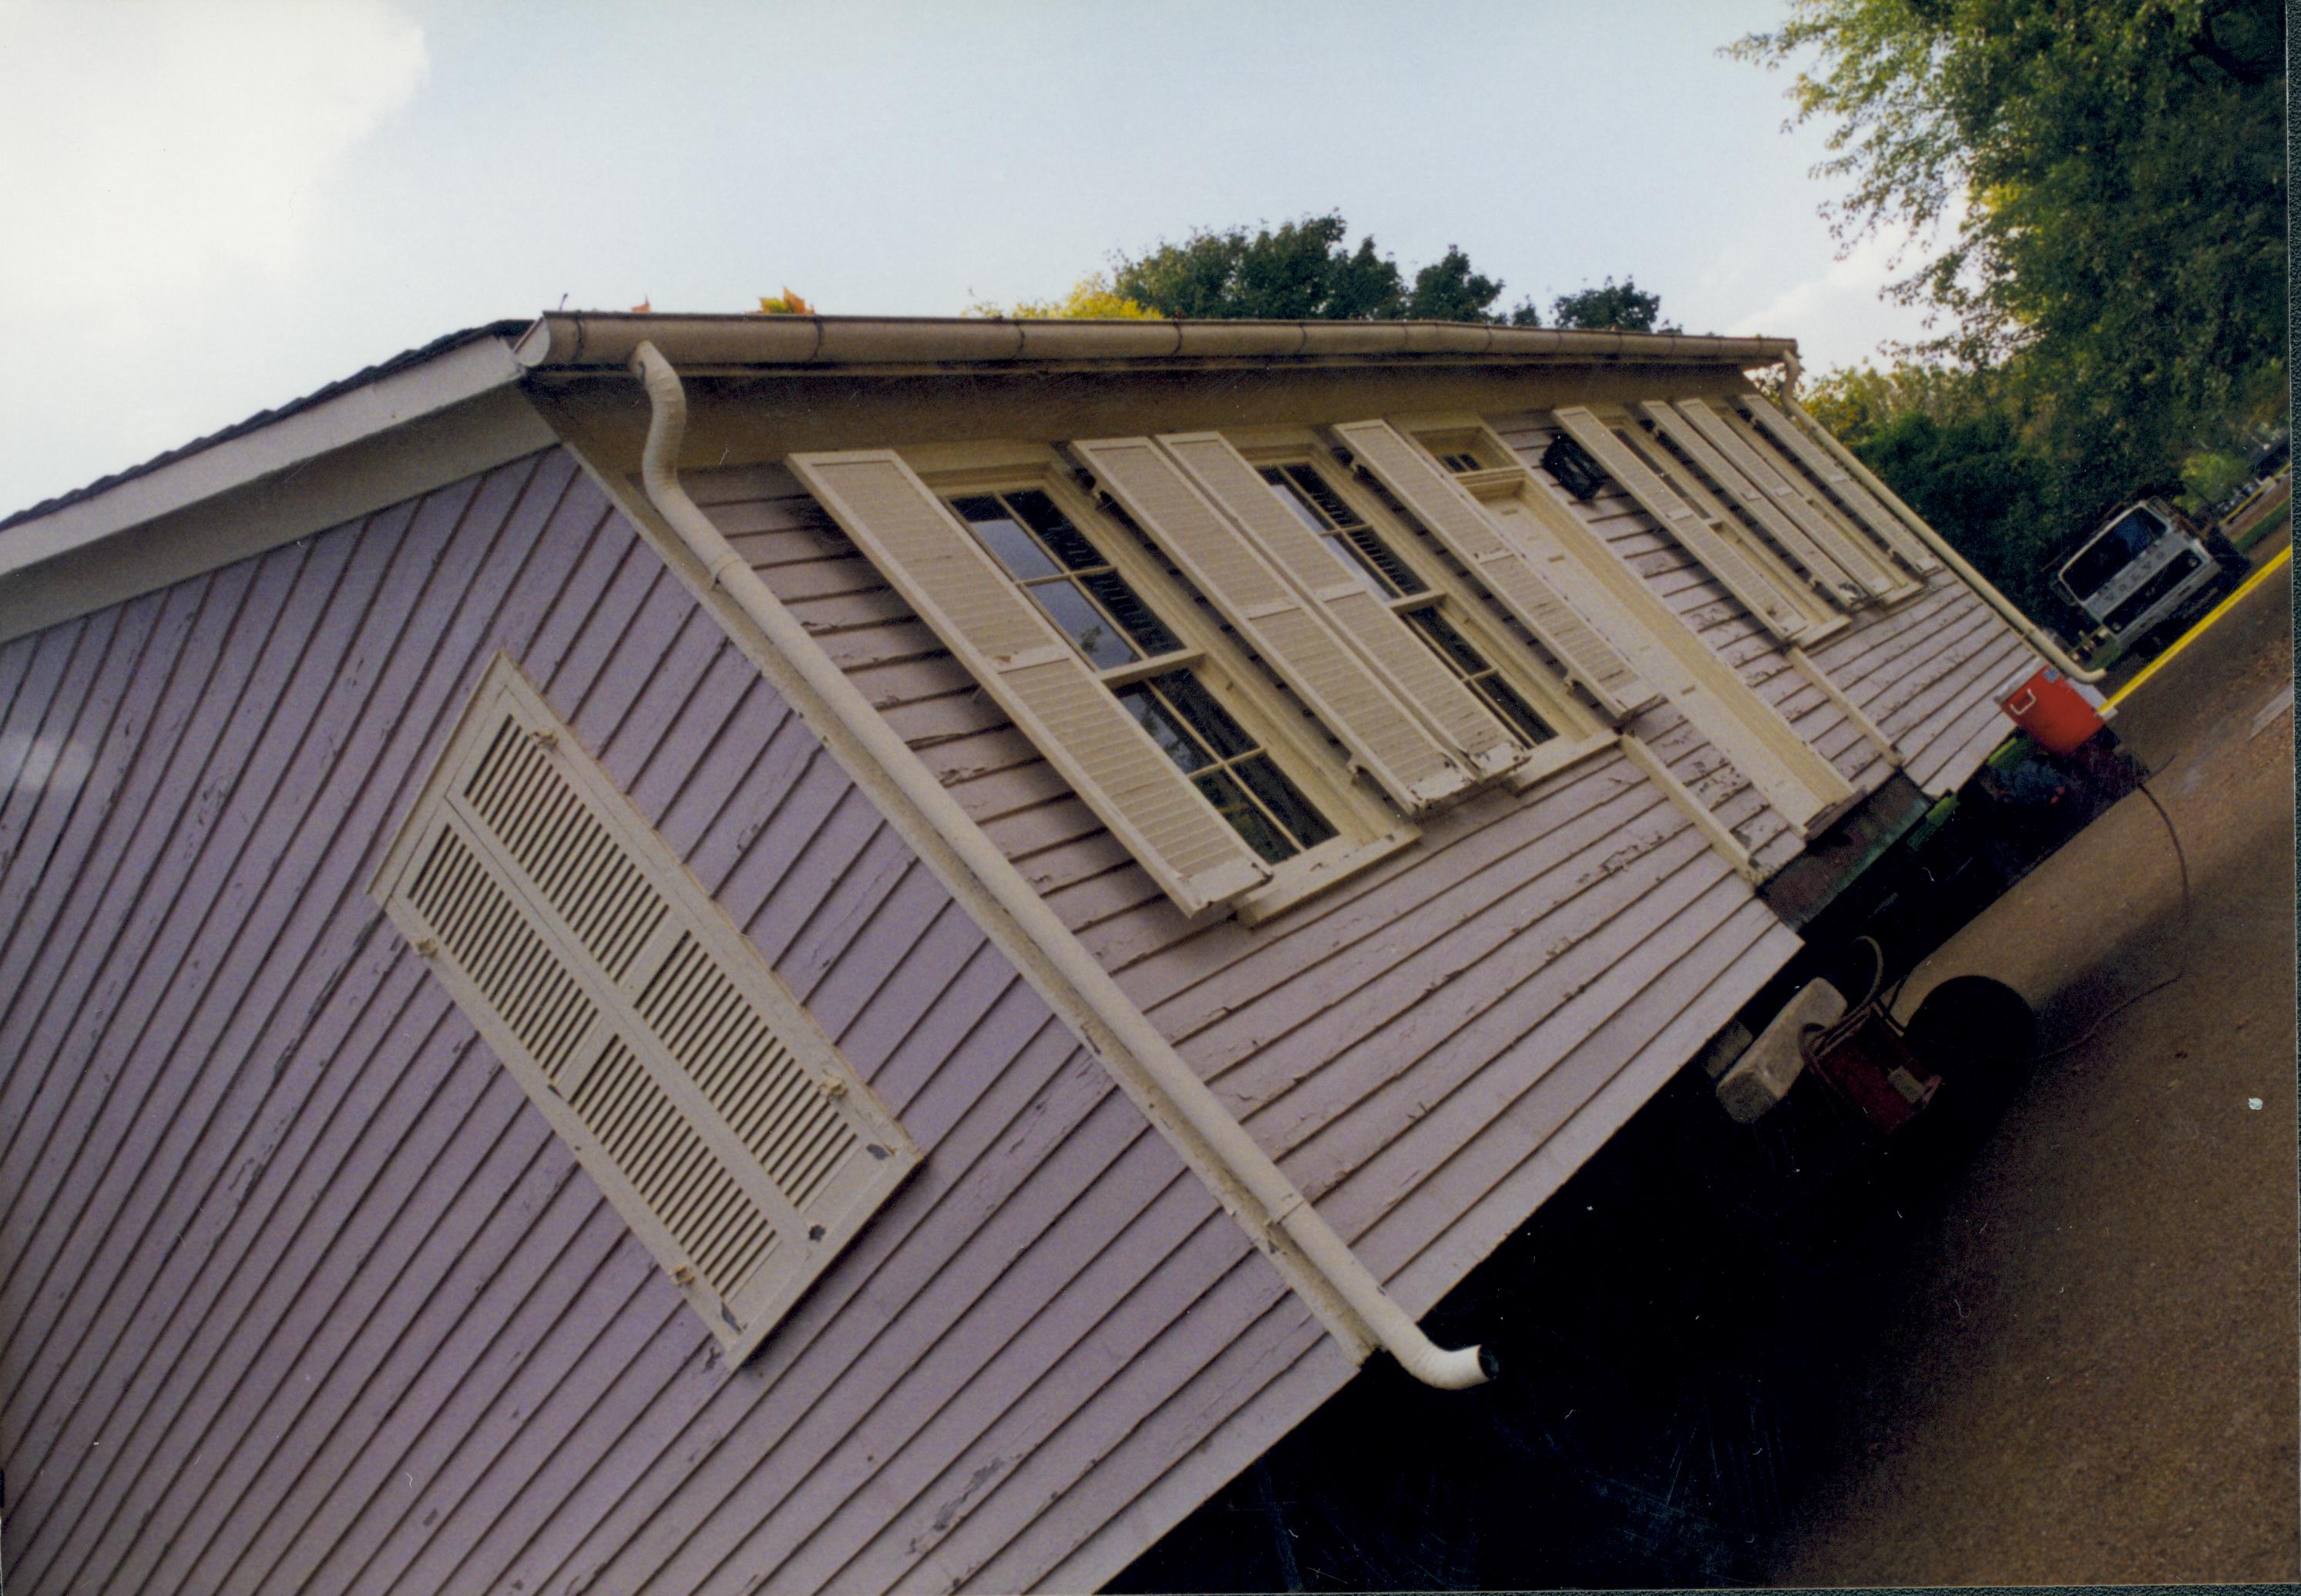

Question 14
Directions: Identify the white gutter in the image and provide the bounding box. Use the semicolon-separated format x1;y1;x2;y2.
523;312;1798;375
627;341;1493;1391
1777;354;2104;684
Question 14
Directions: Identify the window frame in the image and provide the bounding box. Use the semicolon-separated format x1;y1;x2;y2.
904;443;1415;920
1580;402;1853;640
1228;430;1615;792
1397;414;1865;830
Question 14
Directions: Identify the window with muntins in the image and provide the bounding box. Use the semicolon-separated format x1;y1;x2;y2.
948;488;1339;864
1259;462;1570;749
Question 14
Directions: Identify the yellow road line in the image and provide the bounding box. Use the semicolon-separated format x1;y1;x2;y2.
2105;541;2293;709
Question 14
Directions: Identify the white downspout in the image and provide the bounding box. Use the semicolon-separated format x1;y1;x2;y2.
1776;351;2105;684
627;341;1493;1390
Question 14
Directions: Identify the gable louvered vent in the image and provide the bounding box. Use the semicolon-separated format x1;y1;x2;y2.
375;655;918;1364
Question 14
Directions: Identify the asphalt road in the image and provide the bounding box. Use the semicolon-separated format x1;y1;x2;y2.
1778;534;2298;1584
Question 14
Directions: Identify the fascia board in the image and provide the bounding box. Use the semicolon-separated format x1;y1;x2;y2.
0;336;533;581
0;363;555;643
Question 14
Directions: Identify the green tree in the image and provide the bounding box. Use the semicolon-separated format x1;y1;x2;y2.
1732;0;2286;500
1549;276;1672;332
1110;214;1544;324
1404;245;1507;321
965;272;1162;320
1806;364;2065;616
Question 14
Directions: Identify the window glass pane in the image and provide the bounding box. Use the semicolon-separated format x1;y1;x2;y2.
1404;607;1490;677
1115;682;1211;771
1279;465;1361;530
1078;570;1182;657
1005;489;1105;571
2063;509;2163;597
1192;769;1297;863
1260;467;1333;533
1342;527;1427;595
1033;580;1138;670
1150;672;1258;760
1473;677;1554;744
1232;755;1338;851
952;496;1062;580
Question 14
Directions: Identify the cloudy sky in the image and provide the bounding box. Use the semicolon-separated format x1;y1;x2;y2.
0;0;1946;515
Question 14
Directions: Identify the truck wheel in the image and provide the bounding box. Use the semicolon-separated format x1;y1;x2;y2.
1903;976;2037;1131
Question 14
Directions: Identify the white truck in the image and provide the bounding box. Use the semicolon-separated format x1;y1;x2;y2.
2053;496;2250;660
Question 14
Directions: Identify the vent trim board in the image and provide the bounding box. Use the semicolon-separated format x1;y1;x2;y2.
373;655;919;1363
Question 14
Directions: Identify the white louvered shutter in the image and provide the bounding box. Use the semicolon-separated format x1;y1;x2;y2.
1698;399;1924;603
1635;401;1886;606
1550;408;1813;643
788;449;1269;919
1148;432;1524;782
1330;418;1659;723
1071;435;1483;811
1474;469;1856;831
1663;398;1904;600
1735;396;1942;575
1779;392;1957;579
375;659;919;1365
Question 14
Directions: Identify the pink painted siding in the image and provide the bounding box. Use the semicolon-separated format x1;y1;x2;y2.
1492;411;2042;798
693;450;1806;1586
0;449;1323;1596
0;381;2048;1596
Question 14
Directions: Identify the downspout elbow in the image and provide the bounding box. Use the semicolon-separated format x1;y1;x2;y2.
1371;1312;1499;1389
633;341;687;505
632;342;747;594
1268;1202;1496;1388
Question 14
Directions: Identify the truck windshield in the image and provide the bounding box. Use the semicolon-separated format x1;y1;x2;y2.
2062;508;2165;600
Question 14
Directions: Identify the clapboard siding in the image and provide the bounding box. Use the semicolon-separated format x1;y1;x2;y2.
0;401;2033;1596
0;447;1330;1596
1493;411;2041;798
687;445;1805;1572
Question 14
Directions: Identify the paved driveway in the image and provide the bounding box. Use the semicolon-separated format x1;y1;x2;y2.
1780;541;2297;1584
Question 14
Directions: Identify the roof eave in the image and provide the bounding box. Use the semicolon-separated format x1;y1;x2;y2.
0;333;557;646
0;332;536;579
514;311;1798;376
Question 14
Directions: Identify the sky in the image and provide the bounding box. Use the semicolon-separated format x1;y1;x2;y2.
0;0;1950;516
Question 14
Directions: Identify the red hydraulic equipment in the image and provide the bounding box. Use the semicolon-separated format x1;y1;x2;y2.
2000;667;2106;756
1798;938;1941;1136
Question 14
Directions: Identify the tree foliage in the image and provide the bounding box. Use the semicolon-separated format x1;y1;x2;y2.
976;213;1673;331
1548;276;1673;332
1805;365;2064;615
965;273;1162;321
1109;214;1544;324
1733;0;2286;496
